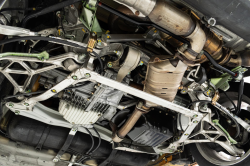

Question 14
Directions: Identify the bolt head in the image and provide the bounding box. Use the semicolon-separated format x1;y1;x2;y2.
8;103;14;107
184;133;189;136
15;110;20;115
107;62;113;68
85;73;91;78
53;158;59;162
51;89;57;93
24;103;29;106
72;76;77;80
193;115;198;118
193;120;198;123
40;57;44;61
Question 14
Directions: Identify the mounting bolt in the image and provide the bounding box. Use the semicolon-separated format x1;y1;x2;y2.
24;103;29;106
15;110;20;115
40;57;44;61
72;76;77;80
51;89;57;93
184;133;189;136
193;120;198;123
107;62;113;68
169;149;174;153
85;73;91;78
53;158;59;162
139;61;144;66
193;115;198;118
8;103;14;107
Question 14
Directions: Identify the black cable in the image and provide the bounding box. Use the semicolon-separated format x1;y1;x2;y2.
21;0;83;27
0;36;104;72
221;90;237;112
0;7;42;12
214;108;220;121
3;90;46;100
3;82;92;100
85;128;95;154
236;79;244;115
0;36;82;48
77;128;95;163
60;10;66;35
91;127;101;153
92;51;103;73
204;51;237;78
187;100;212;108
97;2;189;44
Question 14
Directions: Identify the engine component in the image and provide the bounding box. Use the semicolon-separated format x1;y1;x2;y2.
144;56;187;106
116;47;141;82
117;0;206;60
112;101;150;143
59;70;129;126
7;116;155;166
127;115;173;147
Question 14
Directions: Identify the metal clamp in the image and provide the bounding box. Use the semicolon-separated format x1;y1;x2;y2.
53;127;78;162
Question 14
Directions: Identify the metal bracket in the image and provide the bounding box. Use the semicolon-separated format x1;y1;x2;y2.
53;127;78;163
0;52;80;93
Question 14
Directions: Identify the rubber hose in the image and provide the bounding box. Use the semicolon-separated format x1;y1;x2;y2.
204;51;237;77
236;79;244;115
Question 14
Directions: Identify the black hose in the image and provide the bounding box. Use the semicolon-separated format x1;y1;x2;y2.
0;7;42;12
204;51;237;78
92;51;103;73
21;0;82;28
236;79;244;115
0;36;82;48
221;90;237;112
97;2;189;44
91;127;101;154
84;128;95;155
187;100;212;108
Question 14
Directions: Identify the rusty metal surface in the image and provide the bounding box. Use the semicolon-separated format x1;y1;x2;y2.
148;0;195;36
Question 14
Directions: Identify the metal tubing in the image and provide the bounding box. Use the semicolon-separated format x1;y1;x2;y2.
98;2;189;44
103;34;148;43
117;107;145;139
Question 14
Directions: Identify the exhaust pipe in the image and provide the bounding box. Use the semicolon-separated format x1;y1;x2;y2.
115;0;206;60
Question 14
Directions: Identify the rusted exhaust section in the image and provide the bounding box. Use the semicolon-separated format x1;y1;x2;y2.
116;0;206;60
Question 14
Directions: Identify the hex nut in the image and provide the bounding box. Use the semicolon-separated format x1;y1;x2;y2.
85;73;91;78
72;76;77;80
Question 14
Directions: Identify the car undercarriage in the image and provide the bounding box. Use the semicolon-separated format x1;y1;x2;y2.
0;0;250;166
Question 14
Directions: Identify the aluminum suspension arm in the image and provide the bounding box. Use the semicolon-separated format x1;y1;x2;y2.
6;67;204;120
